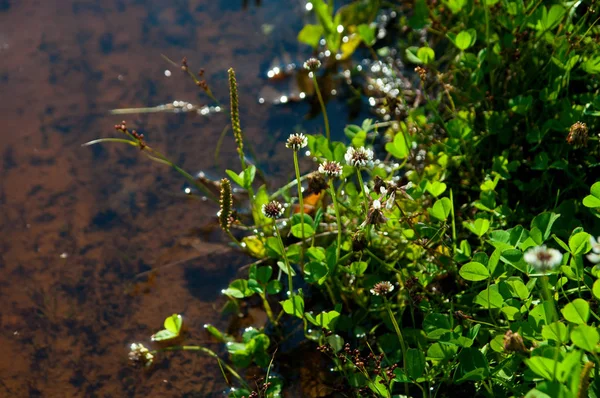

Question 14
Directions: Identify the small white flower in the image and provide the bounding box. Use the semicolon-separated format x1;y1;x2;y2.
587;236;600;263
370;281;394;296
262;201;285;219
385;190;396;210
303;58;321;71
344;146;374;168
318;160;343;177
524;245;563;273
373;199;381;210
285;133;308;151
129;343;154;367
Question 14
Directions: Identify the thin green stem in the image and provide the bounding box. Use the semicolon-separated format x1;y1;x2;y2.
260;292;277;325
356;169;370;215
384;297;408;396
293;151;306;270
275;225;296;313
311;75;331;142
539;275;561;381
329;179;343;264
539;276;559;323
450;189;457;257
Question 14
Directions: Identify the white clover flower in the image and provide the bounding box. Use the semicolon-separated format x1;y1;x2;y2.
318;160;343;177
345;146;374;168
586;236;600;263
370;281;394;296
524;245;563;273
129;343;154;368
285;133;308;151
303;58;321;71
262;201;285;219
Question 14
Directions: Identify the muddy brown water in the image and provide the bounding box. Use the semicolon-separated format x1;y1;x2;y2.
0;1;359;396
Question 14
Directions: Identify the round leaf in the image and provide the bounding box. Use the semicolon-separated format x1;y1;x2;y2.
455;30;474;50
570;324;599;352
561;299;590;324
164;314;183;334
417;47;435;64
593;279;600;300
569;232;591;255
459;262;489;281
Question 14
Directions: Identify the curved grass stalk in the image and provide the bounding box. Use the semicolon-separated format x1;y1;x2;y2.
82;137;218;202
153;345;247;388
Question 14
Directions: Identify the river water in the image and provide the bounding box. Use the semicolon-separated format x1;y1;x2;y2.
0;0;359;396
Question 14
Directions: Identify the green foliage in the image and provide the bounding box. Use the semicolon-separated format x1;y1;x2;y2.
151;314;183;342
101;0;600;395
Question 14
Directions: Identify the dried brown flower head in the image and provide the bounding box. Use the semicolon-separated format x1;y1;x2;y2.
415;66;427;81
567;121;589;147
360;199;387;228
503;330;528;354
307;172;328;195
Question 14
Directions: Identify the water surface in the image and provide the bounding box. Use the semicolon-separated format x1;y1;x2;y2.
0;0;355;396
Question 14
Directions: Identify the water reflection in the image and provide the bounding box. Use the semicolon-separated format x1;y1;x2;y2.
0;0;320;396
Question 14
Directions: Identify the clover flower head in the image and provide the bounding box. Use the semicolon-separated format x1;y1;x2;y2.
345;146;374;168
361;199;387;228
586;236;600;264
303;58;321;72
566;121;588;147
370;281;394;296
262;200;285;219
285;133;308;151
503;331;528;354
129;343;154;368
523;245;563;273
318;160;343;178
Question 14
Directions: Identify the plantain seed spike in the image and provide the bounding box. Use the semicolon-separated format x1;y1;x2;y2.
228;68;245;168
219;178;233;232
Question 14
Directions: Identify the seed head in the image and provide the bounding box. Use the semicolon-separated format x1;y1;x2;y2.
262;200;285;219
503;331;528;354
318;160;343;178
303;58;321;72
415;66;427;81
345;146;374;168
566;121;588;147
285;133;308;151
129;343;154;368
523;245;562;273
370;281;394;296
361;200;387;228
219;178;233;232
307;172;328;194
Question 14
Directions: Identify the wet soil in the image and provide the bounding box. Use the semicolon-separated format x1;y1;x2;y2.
0;0;344;396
